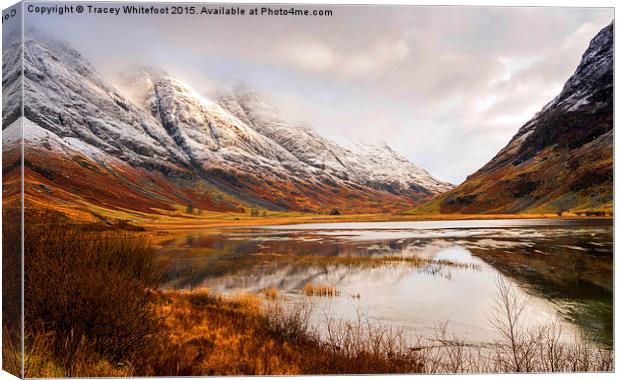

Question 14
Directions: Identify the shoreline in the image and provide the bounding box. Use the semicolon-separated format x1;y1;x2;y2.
141;212;612;232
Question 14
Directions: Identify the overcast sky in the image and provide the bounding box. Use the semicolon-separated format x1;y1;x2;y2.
27;4;613;184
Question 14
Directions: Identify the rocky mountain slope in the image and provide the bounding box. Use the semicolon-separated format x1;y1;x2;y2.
3;30;451;217
416;22;613;214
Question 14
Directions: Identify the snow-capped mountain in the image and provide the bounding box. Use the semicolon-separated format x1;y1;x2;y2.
417;22;613;214
218;88;452;195
4;30;451;216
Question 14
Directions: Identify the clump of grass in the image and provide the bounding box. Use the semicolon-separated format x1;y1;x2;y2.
261;287;280;301
304;284;341;297
23;331;133;377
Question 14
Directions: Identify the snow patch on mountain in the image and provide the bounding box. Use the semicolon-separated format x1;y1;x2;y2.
4;117;118;167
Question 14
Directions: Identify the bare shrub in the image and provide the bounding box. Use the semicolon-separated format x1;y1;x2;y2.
487;276;535;372
266;301;314;344
321;311;421;373
415;276;614;373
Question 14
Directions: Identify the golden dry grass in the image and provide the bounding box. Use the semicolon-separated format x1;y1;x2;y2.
136;290;422;376
258;253;481;272
303;284;341;297
260;287;279;301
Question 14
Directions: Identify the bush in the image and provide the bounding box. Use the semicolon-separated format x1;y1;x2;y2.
24;210;163;374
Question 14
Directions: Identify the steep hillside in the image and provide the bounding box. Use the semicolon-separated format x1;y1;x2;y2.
416;22;613;215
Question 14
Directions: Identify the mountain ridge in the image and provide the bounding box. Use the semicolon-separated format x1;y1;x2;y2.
4;30;452;218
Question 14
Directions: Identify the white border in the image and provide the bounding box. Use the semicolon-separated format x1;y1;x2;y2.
0;1;616;380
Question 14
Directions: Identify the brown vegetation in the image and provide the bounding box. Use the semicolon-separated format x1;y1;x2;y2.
260;287;279;301
303;284;341;297
2;208;23;377
22;210;163;376
139;290;422;375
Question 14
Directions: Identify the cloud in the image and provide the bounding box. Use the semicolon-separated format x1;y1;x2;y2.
272;37;409;77
274;38;336;72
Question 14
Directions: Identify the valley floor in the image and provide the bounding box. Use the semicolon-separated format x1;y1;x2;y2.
18;186;611;232
137;210;608;231
143;214;612;236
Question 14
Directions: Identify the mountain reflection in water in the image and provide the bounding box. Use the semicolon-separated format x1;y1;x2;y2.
156;218;612;347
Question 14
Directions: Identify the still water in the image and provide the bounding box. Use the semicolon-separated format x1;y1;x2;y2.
156;218;613;346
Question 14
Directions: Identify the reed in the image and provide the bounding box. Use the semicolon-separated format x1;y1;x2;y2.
261;287;279;300
304;284;341;297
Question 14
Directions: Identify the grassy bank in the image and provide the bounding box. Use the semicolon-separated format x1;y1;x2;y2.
20;289;423;376
141;290;421;376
